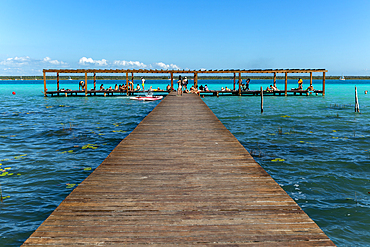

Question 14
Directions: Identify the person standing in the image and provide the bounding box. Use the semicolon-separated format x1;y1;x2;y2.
183;76;188;91
141;77;145;92
246;78;250;90
79;80;85;90
177;75;182;96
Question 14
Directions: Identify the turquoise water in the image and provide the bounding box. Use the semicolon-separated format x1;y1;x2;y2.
1;79;369;246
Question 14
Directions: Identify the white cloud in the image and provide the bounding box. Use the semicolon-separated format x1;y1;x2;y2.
0;56;31;66
79;57;108;66
112;60;147;68
43;57;66;65
0;56;68;75
152;62;180;70
0;56;67;66
0;56;181;75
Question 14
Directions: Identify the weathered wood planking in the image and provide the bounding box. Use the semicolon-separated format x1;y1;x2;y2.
22;93;335;246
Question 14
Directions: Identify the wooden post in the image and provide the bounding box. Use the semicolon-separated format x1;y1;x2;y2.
171;72;174;91
131;72;134;88
310;72;313;87
273;72;276;85
125;72;129;90
261;86;264;113
57;73;59;91
322;72;326;96
85;72;87;96
238;73;241;96
284;72;288;96
94;73;96;90
233;73;236;91
194;73;198;88
355;86;360;113
43;71;47;97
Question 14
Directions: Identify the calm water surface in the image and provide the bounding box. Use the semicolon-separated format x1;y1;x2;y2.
1;79;369;246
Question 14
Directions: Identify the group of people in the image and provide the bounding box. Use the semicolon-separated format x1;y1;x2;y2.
292;78;314;91
266;83;279;92
75;77;315;95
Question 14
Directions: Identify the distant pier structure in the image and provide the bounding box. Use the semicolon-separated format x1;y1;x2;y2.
43;68;327;97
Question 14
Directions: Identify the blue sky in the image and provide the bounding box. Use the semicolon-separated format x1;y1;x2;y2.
1;0;370;76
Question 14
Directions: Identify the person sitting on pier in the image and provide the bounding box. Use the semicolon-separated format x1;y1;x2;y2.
199;85;204;91
306;84;314;91
114;84;118;91
272;82;278;91
221;87;225;91
99;84;104;90
108;86;113;91
204;85;209;91
128;81;134;90
166;84;171;91
79;80;85;90
246;78;250;90
242;83;247;91
136;84;141;91
190;85;200;95
225;86;231;91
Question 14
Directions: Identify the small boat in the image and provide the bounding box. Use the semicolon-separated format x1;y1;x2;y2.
68;76;72;80
339;75;345;81
130;96;163;101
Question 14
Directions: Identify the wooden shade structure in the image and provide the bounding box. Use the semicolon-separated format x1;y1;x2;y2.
43;68;328;96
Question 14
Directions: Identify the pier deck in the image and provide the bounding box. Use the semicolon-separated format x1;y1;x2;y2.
23;93;334;246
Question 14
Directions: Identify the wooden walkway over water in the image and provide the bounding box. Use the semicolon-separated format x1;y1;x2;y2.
23;93;335;246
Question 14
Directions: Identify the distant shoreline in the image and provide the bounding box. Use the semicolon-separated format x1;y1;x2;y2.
1;76;370;80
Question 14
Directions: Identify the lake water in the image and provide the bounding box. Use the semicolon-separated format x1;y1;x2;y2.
1;79;369;246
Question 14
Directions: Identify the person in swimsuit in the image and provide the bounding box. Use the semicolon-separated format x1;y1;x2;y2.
177;75;182;96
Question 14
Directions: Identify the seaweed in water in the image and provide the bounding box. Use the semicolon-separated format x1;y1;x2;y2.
329;103;353;109
249;142;263;157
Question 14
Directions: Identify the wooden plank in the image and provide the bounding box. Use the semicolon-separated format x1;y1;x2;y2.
22;93;334;246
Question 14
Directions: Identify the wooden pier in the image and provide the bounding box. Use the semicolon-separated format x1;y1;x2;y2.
43;68;327;97
23;93;335;246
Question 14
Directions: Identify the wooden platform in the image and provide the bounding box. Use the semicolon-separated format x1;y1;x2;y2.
22;93;335;246
46;89;323;97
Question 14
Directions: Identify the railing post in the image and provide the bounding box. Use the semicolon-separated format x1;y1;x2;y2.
85;72;87;96
57;72;59;91
284;72;288;96
238;72;241;96
94;73;96;90
322;72;326;96
261;86;264;113
233;73;236;91
171;72;174;91
194;73;198;88
43;71;47;97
